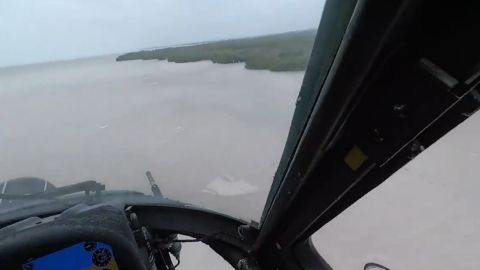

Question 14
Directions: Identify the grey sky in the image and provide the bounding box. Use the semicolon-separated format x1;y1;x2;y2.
0;0;325;67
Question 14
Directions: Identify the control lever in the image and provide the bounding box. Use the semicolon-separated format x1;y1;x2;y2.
145;171;163;197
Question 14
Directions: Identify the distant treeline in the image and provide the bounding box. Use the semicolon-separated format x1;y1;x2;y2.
116;30;316;72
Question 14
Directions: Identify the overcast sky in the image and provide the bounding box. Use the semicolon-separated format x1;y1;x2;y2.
0;0;325;67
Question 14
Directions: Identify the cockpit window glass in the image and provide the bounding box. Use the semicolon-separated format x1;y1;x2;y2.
0;0;326;220
312;111;480;269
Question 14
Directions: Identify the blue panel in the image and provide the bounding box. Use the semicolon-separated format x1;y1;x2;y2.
22;241;118;270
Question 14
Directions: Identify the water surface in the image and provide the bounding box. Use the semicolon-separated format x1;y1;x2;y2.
0;56;304;220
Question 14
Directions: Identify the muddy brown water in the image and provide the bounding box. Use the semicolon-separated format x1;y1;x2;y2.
0;56;303;221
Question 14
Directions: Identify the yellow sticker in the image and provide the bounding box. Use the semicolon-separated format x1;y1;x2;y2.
344;145;368;171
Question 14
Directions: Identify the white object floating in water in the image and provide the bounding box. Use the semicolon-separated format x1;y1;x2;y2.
99;124;109;129
202;175;259;196
175;126;184;133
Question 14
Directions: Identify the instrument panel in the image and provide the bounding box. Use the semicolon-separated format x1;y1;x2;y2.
22;241;119;270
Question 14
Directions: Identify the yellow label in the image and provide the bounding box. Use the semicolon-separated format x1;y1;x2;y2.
344;145;368;171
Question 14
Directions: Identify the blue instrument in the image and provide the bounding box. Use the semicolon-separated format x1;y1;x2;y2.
22;241;118;270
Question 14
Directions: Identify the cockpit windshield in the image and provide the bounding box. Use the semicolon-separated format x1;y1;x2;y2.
0;0;325;221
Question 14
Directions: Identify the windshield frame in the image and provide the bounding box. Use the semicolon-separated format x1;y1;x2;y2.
259;0;357;225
